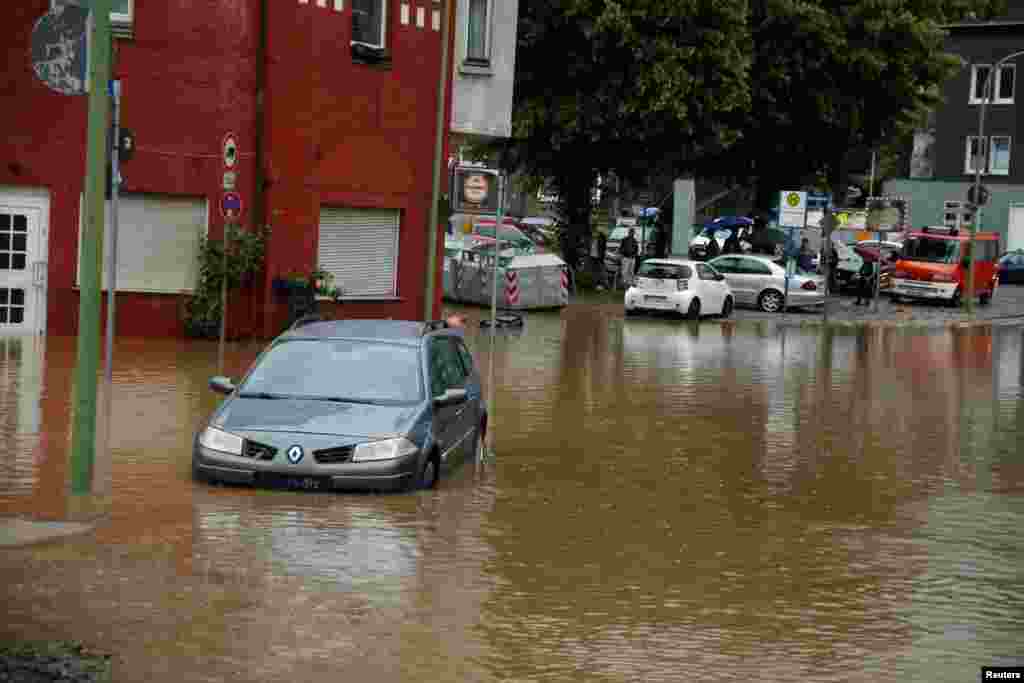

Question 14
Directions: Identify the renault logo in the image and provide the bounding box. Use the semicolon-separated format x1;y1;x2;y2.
286;445;304;464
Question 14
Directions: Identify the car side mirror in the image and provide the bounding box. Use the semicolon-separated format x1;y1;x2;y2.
209;376;236;395
433;388;468;407
716;273;726;281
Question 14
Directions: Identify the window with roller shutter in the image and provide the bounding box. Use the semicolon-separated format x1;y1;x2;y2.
318;208;400;298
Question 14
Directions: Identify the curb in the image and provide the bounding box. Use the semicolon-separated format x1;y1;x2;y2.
708;315;1024;332
0;517;96;548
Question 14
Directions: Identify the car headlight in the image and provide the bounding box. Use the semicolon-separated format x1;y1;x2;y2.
198;426;243;455
352;437;419;462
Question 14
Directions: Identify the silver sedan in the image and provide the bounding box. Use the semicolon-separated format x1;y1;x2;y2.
708;255;825;312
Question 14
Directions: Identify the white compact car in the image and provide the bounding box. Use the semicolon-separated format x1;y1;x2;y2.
624;258;734;319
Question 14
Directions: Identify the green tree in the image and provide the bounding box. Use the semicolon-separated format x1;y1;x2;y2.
490;0;752;266
702;0;1007;212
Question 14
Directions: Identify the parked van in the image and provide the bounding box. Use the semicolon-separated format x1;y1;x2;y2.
890;226;1000;306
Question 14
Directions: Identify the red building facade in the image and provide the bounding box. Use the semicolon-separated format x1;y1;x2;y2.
0;0;452;338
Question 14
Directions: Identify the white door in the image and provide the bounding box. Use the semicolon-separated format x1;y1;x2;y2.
0;203;46;334
1008;205;1024;252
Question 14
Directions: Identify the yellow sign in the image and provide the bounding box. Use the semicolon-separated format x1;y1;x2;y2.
785;192;801;208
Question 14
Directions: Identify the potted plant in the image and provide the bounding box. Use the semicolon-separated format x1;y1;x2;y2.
183;223;269;339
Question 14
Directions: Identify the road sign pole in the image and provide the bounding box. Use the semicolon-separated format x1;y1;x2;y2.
104;79;120;385
486;174;504;455
71;0;113;497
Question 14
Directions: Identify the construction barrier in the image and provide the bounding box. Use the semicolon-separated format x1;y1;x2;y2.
559;267;569;304
505;270;520;306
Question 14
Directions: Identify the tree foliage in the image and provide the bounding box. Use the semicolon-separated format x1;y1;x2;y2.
492;0;1007;260
706;0;1007;209
490;0;752;264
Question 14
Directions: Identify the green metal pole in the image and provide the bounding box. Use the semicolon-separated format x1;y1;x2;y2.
424;0;452;320
71;0;113;496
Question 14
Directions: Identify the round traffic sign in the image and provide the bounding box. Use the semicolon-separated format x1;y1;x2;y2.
222;133;238;169
31;6;90;96
221;192;243;219
785;192;801;208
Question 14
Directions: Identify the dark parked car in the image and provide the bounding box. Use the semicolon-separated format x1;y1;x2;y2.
998;249;1024;284
192;319;486;492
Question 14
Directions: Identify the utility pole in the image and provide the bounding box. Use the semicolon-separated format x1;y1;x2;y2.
424;0;453;321
71;0;113;497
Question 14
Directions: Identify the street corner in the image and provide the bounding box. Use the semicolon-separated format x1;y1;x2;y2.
0;517;95;548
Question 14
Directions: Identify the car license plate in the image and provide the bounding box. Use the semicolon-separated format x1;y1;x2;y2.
260;473;326;491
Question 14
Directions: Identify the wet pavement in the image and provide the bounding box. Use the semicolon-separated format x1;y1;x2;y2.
1;311;1023;682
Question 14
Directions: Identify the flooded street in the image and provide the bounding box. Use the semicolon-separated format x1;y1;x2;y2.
1;309;1023;682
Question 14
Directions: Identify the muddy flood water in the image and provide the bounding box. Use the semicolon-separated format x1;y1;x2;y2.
1;307;1023;682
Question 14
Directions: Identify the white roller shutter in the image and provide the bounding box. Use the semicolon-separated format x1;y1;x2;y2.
318;207;400;297
77;193;205;293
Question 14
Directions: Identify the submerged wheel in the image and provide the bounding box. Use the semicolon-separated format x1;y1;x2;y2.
686;298;701;320
758;289;784;313
411;454;439;491
721;296;733;318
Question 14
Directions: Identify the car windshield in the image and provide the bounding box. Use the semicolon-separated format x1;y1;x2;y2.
609;228;630;241
240;339;423;404
902;237;960;264
637;262;692;279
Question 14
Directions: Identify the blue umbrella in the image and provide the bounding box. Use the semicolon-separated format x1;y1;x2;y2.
704;215;753;229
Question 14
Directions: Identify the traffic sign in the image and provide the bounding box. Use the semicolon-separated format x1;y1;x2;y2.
222;133;238;169
779;190;807;228
221;192;243;220
31;4;90;95
967;184;990;206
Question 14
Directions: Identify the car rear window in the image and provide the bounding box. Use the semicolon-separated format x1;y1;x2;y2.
637;262;692;279
241;339;423;404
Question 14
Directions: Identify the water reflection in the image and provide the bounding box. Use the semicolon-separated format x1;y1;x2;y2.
0;315;1021;682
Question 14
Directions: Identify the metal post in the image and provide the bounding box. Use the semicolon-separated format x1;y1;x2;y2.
423;0;453;321
486;175;504;454
782;223;794;312
104;79;120;385
868;150;876;198
71;0;113;496
218;224;229;375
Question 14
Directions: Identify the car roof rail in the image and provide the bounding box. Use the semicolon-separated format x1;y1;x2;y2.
289;313;325;331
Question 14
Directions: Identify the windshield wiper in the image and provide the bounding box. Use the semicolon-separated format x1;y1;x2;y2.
316;396;379;405
238;391;290;400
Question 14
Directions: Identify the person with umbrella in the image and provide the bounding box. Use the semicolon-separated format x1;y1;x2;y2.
853;245;879;306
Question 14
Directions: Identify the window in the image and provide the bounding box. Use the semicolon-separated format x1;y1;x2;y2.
52;0;133;37
454;340;476;377
965;136;987;174
76;194;206;293
466;0;490;64
429;338;467;397
696;263;719;281
943;201;974;229
990;136;1012;175
738;258;772;276
352;0;386;49
636;262;692;279
963;136;1011;175
970;63;1015;104
318;207;400;298
708;257;739;274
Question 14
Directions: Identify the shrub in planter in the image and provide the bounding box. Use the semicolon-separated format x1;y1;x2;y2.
183;223;268;339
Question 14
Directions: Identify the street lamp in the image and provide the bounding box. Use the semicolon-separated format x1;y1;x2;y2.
968;48;1024;313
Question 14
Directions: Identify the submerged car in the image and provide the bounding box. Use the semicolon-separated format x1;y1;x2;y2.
192;319;486;493
709;254;825;312
624;258;734;319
